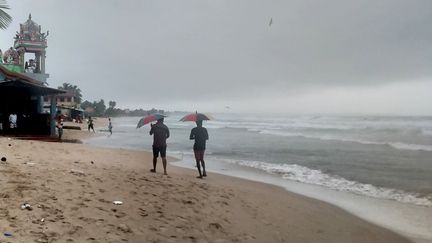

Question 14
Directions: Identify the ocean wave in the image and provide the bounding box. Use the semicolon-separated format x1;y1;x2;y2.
422;129;432;136
389;142;432;151
221;159;432;206
258;130;432;152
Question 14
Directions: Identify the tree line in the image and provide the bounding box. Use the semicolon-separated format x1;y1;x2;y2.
58;82;164;117
80;99;164;117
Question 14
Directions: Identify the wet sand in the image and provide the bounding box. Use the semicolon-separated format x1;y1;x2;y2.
0;127;410;243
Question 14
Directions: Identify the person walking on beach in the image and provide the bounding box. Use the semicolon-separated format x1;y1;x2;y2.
9;112;17;129
9;112;17;134
149;118;170;175
57;119;64;141
190;120;209;178
108;117;113;135
88;116;95;132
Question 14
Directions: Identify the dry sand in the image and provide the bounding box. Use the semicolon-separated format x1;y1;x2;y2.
0;128;411;243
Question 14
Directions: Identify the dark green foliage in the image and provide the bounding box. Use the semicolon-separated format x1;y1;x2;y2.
0;1;12;30
58;82;83;105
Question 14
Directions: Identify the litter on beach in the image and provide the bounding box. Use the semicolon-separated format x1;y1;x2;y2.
113;201;123;205
20;203;32;211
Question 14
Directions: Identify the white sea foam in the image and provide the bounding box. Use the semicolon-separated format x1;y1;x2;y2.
220;159;432;207
389;142;432;152
258;130;432;152
202;118;364;131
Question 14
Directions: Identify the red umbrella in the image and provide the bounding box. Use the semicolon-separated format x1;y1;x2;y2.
137;114;166;128
180;112;213;122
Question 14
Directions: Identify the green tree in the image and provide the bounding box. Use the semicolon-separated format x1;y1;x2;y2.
80;100;93;110
93;99;106;116
0;1;12;30
108;100;116;109
105;100;117;117
58;82;83;105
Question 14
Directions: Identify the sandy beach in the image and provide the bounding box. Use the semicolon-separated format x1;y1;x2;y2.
0;126;410;243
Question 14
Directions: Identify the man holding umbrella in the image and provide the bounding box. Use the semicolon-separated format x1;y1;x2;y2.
190;120;209;178
149;117;170;175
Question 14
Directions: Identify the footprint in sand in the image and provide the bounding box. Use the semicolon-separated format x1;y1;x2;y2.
117;223;133;233
115;212;127;218
98;198;111;203
139;211;148;217
78;216;98;223
67;225;83;235
95;206;109;212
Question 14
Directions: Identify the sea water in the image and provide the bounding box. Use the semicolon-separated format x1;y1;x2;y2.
84;113;432;242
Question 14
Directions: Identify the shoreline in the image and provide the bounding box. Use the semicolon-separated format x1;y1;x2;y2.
0;127;412;242
79;119;428;242
172;158;432;243
81;121;428;242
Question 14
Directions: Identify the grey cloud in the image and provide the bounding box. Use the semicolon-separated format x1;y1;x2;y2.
0;0;431;113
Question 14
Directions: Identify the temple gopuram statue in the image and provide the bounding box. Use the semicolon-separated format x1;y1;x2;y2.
0;13;64;136
11;13;50;83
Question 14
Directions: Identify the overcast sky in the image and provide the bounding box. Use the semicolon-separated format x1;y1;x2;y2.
1;0;431;115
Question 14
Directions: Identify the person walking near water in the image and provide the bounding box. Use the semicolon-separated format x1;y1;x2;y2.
190;120;209;178
108;117;113;135
149;118;170;175
88;116;95;132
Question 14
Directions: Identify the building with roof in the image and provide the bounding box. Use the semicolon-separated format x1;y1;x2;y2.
43;90;84;121
0;14;63;136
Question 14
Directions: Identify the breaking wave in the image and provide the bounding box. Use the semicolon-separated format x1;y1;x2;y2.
221;159;432;207
258;130;432;152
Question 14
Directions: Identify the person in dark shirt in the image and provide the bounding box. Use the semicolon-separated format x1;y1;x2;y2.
149;118;170;175
88;116;95;132
190;120;209;178
108;117;113;135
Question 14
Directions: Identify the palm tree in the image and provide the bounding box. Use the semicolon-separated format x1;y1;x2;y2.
58;82;83;105
0;0;12;30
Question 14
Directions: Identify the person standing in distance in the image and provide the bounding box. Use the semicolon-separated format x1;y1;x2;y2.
57;119;64;141
190;120;209;178
9;112;17;130
108;117;113;135
149;118;170;175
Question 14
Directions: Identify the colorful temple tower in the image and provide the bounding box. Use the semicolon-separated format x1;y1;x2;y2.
13;13;50;83
0;14;63;136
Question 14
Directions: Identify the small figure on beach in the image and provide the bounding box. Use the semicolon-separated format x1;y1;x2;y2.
108;117;113;135
76;115;83;123
57;119;64;141
88;116;95;132
9;113;17;130
190;120;209;178
149;118;170;175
